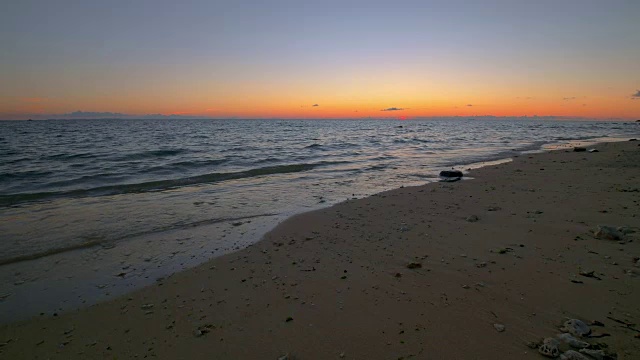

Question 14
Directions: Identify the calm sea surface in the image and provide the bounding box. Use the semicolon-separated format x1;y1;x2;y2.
0;118;638;321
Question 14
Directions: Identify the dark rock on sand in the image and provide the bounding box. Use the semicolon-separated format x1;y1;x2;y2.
573;147;587;152
439;170;463;178
465;215;479;222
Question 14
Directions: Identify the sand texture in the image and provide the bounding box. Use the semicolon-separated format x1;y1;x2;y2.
1;140;639;359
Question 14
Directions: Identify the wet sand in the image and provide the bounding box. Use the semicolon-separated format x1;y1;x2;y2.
1;140;639;359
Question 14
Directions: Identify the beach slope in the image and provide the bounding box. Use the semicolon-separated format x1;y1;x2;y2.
1;141;639;359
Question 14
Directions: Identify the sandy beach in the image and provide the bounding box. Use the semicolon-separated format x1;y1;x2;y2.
1;140;639;359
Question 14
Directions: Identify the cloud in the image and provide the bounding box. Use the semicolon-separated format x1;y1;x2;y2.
562;97;577;101
466;104;473;107
312;104;319;107
632;90;640;99
381;107;405;111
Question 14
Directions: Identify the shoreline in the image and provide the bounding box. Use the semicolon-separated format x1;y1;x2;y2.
0;136;636;324
1;139;640;359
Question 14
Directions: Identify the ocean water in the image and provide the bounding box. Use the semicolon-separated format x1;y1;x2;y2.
1;118;638;321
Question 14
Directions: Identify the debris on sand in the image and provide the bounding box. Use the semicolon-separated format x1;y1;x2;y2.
593;226;623;241
539;337;560;358
561;319;591;338
556;333;589;349
534;318;620;359
578;270;602;280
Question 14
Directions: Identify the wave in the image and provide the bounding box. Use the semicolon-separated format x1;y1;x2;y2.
110;148;190;161
0;239;104;266
4;157;33;165
553;135;606;141
0;162;336;207
0;213;277;265
254;157;282;164
142;158;229;174
0;169;55;181
0;150;19;156
170;158;228;168
219;146;257;153
393;138;432;144
366;164;389;171
45;152;97;160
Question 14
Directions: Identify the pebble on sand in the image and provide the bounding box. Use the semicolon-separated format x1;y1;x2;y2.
465;215;479;222
593;225;623;241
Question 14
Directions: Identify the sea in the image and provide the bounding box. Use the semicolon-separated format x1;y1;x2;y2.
1;118;639;322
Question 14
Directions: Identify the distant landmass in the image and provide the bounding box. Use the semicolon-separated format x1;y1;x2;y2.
46;111;206;120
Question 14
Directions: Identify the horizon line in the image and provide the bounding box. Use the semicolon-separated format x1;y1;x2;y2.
1;115;638;122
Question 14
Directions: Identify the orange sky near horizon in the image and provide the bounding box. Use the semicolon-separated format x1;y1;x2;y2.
5;87;638;120
1;1;639;120
3;54;639;119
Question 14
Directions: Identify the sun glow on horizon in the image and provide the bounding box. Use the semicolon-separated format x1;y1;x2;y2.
1;1;639;120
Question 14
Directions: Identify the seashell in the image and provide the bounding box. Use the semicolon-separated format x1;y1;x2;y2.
539;337;561;358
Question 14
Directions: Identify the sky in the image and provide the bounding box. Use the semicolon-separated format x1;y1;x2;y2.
1;0;639;120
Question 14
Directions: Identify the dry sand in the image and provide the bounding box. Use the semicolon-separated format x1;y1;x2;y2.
1;140;639;359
